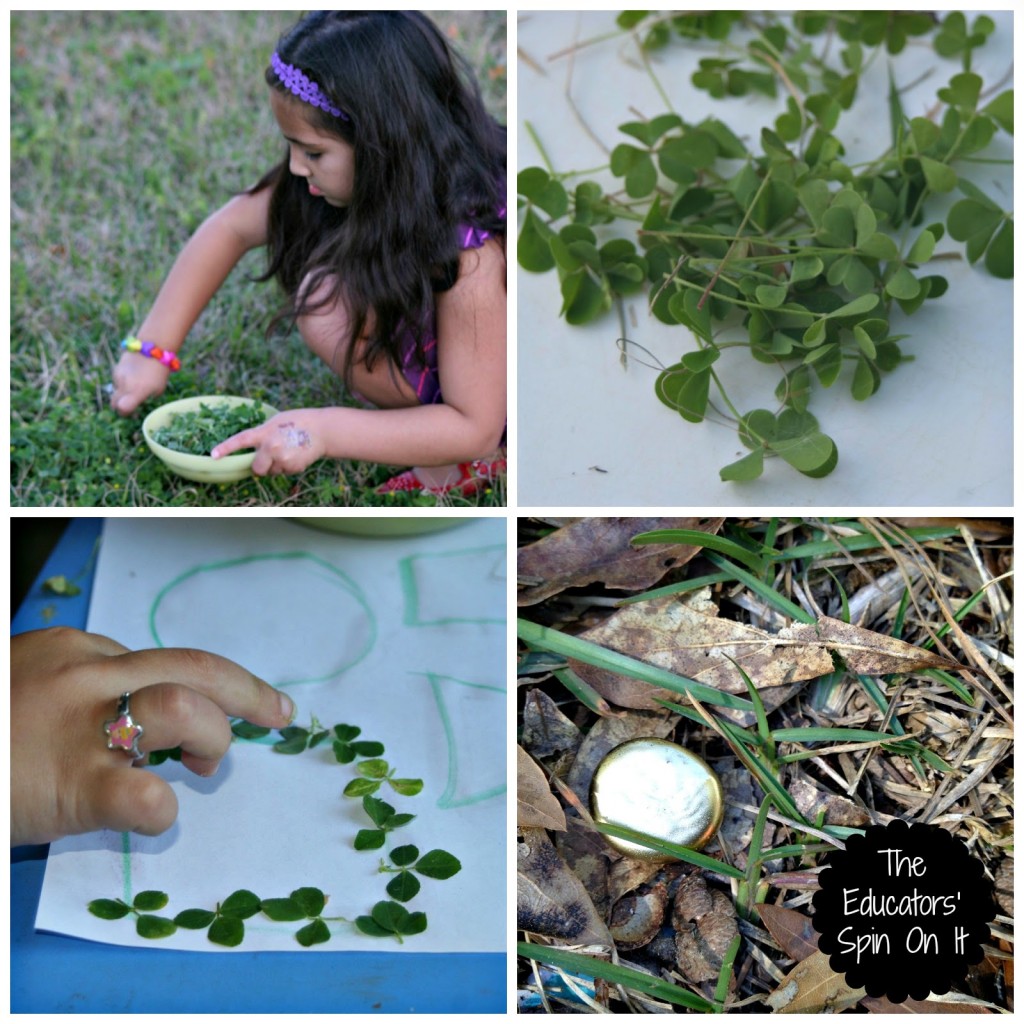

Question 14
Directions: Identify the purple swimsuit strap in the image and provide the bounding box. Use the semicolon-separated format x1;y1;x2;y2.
459;205;507;249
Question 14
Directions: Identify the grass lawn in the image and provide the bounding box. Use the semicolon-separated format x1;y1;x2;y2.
11;11;507;507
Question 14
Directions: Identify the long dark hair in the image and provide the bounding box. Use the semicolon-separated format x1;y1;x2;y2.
251;11;506;382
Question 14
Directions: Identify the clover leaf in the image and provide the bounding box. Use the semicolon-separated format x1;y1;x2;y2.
231;719;271;740
332;723;385;763
380;847;462;902
355;901;428;944
172;889;261;947
518;167;568;219
723;409;838;481
88;891;178;941
948;197;1013;279
87;898;132;920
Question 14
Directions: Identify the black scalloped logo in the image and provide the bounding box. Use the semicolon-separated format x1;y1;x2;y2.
812;819;995;1003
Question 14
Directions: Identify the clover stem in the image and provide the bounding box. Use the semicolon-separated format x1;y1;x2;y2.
524;121;555;175
556;163;612;180
636;32;674;113
709;370;743;422
697;167;774;310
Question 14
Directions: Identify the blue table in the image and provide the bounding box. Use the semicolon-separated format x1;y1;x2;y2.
11;518;505;1012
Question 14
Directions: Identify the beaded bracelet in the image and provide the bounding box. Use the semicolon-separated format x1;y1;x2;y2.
121;336;181;372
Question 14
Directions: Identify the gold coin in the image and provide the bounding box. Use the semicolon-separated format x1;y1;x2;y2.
590;738;724;861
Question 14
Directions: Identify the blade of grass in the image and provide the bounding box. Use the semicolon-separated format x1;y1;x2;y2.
855;673;907;735
713;933;742;1012
517;619;754;712
821;825;865;840
769;525;959;563
891;586;911;639
728;656;773;759
820;566;851;623
926;583;995;647
780;743;912;764
552;666;615;716
592;821;745;879
916;748;952;773
518;650;567;675
757;517;781;584
755;841;833;860
631;528;766;573
518;941;716;1012
655;697;762;750
770;727;903;742
746;796;772;889
704;552;815;624
894;741;952;773
888;62;905;151
616;571;732;604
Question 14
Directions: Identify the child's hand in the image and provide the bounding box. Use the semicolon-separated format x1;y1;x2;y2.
211;410;326;476
10;627;296;846
110;352;172;416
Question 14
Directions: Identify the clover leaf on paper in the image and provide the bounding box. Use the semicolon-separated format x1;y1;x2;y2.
354;900;428;944
88;890;177;941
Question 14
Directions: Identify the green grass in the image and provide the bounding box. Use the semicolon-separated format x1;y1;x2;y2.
10;11;507;507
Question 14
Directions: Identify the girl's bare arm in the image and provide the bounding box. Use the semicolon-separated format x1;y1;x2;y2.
111;188;271;415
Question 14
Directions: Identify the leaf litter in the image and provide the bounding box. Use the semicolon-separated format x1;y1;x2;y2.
517;517;1012;1013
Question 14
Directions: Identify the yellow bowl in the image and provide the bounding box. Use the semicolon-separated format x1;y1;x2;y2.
142;395;278;484
289;517;466;537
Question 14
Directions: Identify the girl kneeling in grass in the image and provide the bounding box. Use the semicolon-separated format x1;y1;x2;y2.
111;11;506;496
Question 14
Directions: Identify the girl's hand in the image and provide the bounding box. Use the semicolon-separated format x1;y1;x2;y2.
110;352;172;416
211;410;326;476
10;627;296;846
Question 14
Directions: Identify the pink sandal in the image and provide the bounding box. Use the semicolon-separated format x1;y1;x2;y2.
377;455;506;497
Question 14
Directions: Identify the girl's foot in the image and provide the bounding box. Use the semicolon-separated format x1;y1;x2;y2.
376;455;506;497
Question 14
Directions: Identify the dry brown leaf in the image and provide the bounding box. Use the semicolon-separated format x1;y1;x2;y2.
790;776;870;828
517;745;566;831
517;517;724;605
994;858;1013;916
755;904;991;1014
758;902;820;960
783;617;963;676
517;827;612;946
554;817;614;917
867;994;994;1013
570;597;961;710
521;688;582;758
765;949;866;1013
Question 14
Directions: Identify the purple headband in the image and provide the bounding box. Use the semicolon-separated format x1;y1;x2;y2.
270;51;349;121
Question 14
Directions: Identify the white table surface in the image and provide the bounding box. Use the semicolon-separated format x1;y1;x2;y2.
516;11;1013;507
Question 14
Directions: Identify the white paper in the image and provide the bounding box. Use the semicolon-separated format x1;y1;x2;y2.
37;517;506;953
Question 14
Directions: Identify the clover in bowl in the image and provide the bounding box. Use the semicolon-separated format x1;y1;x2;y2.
142;396;278;483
